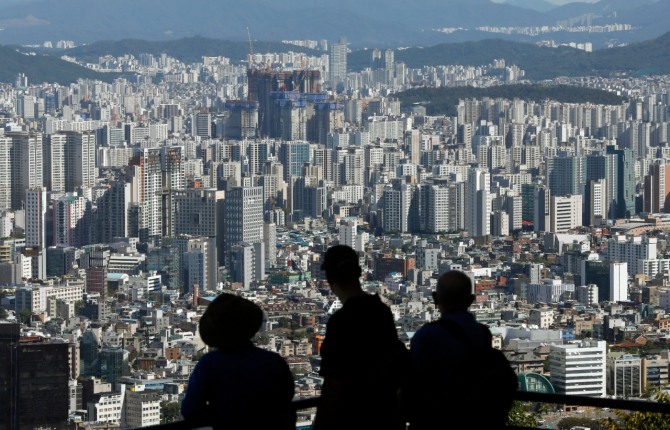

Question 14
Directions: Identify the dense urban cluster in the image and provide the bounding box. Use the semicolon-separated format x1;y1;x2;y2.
2;37;670;430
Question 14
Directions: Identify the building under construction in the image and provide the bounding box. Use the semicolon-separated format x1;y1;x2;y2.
236;69;342;143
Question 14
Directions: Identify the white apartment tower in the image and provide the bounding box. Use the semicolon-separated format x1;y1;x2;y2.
610;262;629;302
339;219;358;248
549;339;607;397
606;234;657;275
466;167;491;237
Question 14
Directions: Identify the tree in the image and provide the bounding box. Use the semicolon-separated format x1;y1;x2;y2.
19;308;31;324
160;401;181;423
602;390;670;430
507;401;539;427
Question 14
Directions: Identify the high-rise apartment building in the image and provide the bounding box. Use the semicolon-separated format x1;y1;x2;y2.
64;131;96;190
128;148;163;241
643;161;670;213
25;188;47;249
7;132;43;210
329;39;347;90
53;193;91;248
466;168;491;237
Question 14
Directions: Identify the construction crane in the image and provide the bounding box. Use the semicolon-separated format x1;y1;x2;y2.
247;27;255;69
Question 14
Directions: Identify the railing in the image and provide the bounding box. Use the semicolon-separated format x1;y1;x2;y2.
147;391;670;430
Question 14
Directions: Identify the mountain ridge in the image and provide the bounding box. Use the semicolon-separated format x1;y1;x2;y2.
0;0;667;47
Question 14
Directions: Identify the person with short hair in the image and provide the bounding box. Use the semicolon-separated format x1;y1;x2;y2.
181;293;295;430
404;270;495;429
314;245;405;430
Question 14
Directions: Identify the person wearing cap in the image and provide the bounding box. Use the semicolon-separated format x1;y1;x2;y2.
181;293;295;430
314;245;405;430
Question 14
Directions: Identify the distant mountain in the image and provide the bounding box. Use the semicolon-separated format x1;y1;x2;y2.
0;0;667;47
394;84;626;116
496;0;556;12
0;45;111;84
350;31;670;80
63;37;321;64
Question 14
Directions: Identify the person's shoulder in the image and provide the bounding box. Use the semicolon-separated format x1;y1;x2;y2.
252;346;288;364
412;321;446;343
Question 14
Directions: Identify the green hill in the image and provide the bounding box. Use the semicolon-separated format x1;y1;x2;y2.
0;45;113;84
395;84;626;116
350;31;670;80
64;36;321;64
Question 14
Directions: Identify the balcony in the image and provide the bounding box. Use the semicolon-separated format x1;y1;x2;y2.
144;390;670;430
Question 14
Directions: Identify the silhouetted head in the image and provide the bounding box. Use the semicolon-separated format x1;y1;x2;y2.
321;245;362;289
199;293;263;349
433;270;475;313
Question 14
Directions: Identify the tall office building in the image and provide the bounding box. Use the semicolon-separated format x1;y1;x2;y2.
549;339;606;397
191;110;212;139
585;152;618;220
279;141;312;181
547;153;585;197
172;189;224;266
606;145;636;219
607;353;642;398
329;39;348;90
223;186;264;269
184;237;218;292
587;179;607;226
550;194;582;233
97;348;128;386
466;168;491;237
229;241;265;289
533;185;551;232
0;324;70;430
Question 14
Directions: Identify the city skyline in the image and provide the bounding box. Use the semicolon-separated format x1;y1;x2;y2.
0;2;670;428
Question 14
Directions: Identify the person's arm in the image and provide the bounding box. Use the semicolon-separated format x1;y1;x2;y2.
279;357;297;430
180;357;211;423
312;377;344;430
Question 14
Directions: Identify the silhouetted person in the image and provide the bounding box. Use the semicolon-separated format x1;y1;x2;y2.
181;293;295;430
314;245;405;430
404;270;514;429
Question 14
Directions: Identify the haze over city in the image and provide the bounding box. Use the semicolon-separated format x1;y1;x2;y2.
0;0;670;429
